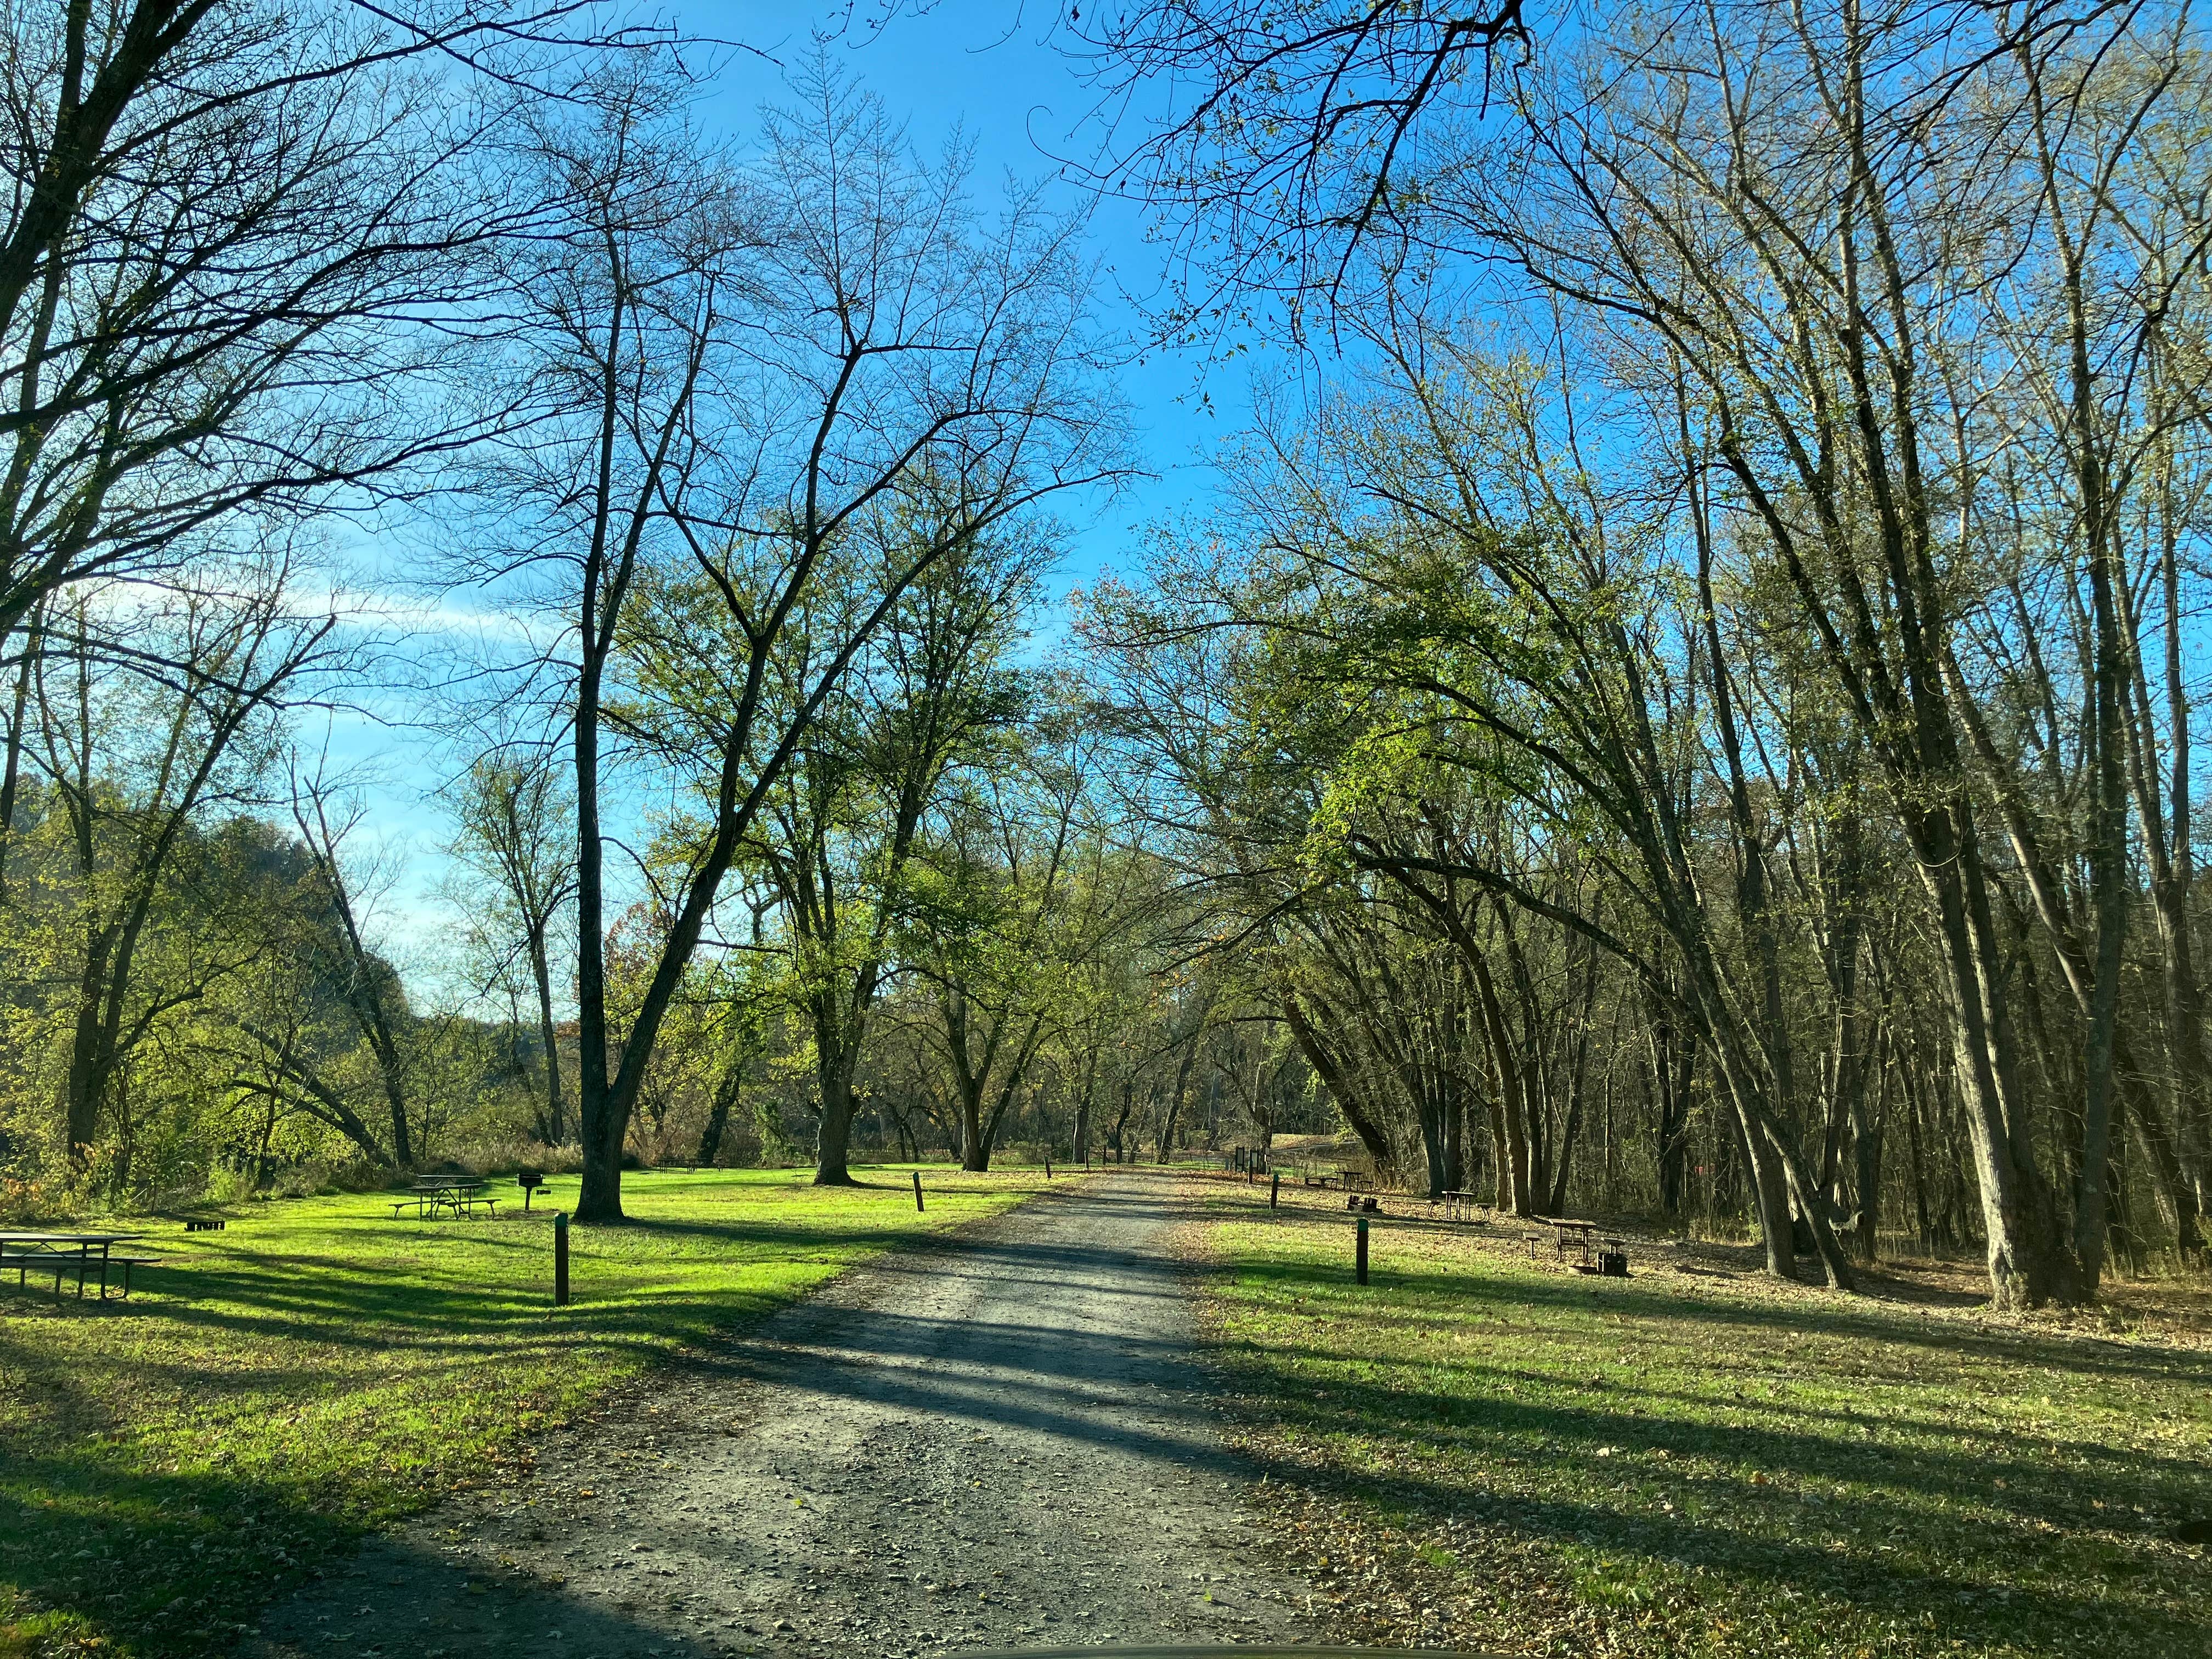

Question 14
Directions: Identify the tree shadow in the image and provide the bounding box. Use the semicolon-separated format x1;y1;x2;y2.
0;1445;725;1659
1200;1233;2212;1654
0;1188;1085;1656
1226;1205;2211;1386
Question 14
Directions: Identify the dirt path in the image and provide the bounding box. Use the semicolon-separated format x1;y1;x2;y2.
240;1171;1317;1659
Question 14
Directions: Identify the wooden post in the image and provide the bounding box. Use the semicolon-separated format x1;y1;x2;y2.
1269;1171;1280;1211
553;1212;569;1307
1046;1156;1053;1180
912;1171;925;1212
1355;1215;1369;1285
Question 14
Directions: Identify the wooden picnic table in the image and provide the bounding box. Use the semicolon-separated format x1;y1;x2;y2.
1300;1165;1373;1192
0;1231;155;1301
1439;1190;1491;1223
388;1177;499;1221
1536;1217;1601;1266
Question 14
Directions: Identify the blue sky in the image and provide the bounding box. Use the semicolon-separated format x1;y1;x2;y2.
347;0;1263;989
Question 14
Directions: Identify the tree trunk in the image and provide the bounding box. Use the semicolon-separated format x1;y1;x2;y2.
1107;1074;1135;1163
1543;949;1598;1215
1927;808;2080;1305
697;1058;741;1168
1282;991;1395;1170
1854;1022;1889;1261
1652;1015;1693;1217
2070;319;2130;1292
531;924;566;1147
960;1084;991;1172
1156;1039;1198;1165
814;1018;862;1186
1468;943;1533;1214
63;924;116;1160
0;600;38;900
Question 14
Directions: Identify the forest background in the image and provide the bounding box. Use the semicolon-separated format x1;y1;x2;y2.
4;0;2210;1312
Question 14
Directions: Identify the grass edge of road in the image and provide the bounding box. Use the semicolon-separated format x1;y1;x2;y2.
1182;1175;2212;1659
0;1164;1081;1659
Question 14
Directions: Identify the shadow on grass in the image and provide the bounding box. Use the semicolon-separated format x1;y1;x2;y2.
6;1204;983;1351
1;1438;360;1655
1203;1246;2212;1654
0;1182;1072;1657
0;1444;723;1659
1217;1252;2212;1475
27;1171;2195;1657
1228;1210;2210;1386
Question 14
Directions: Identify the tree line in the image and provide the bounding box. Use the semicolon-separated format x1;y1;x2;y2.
2;0;2208;1310
1073;0;2212;1307
0;0;1251;1225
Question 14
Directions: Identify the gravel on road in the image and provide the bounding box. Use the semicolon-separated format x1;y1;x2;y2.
239;1171;1318;1659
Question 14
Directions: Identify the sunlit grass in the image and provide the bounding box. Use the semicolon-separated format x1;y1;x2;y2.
1198;1184;2212;1657
0;1163;1060;1657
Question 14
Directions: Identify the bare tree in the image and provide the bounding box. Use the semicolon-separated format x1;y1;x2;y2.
1071;0;1530;318
469;54;1124;1220
1462;0;2212;1302
286;757;417;1167
0;0;623;647
448;747;576;1144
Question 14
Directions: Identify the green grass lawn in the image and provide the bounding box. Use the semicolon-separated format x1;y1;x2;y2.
1197;1182;2212;1658
0;1164;1061;1658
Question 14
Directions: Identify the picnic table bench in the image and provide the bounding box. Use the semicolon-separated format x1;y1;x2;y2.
1537;1217;1602;1266
1439;1190;1492;1223
387;1177;499;1221
0;1232;157;1301
1300;1165;1374;1194
1515;1218;1632;1274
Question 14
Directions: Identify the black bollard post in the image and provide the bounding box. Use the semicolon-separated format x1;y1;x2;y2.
1355;1215;1369;1285
912;1170;925;1212
1269;1171;1280;1211
1046;1156;1053;1180
553;1212;570;1307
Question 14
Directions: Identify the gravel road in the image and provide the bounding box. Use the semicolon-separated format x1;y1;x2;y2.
240;1171;1317;1659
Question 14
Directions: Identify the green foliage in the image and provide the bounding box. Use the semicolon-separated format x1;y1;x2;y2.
0;778;558;1214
